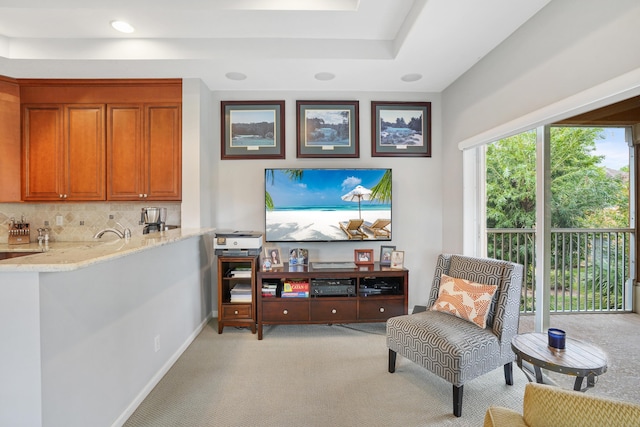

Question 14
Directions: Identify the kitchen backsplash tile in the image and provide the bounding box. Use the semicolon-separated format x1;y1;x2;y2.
0;202;181;243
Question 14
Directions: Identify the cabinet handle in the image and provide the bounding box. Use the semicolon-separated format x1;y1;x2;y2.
283;309;288;315
379;307;385;313
331;309;337;314
234;310;239;315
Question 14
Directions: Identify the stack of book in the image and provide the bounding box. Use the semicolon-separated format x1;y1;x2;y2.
229;267;252;278
281;281;309;298
261;283;277;298
230;283;252;302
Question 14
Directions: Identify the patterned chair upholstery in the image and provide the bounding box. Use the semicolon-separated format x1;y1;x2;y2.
386;254;524;417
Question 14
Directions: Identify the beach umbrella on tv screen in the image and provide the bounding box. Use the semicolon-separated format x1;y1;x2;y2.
341;185;372;219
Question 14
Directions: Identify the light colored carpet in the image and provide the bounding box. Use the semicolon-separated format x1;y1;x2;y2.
125;313;639;426
124;321;528;427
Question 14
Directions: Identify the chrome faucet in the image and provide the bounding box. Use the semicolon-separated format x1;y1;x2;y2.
93;222;131;239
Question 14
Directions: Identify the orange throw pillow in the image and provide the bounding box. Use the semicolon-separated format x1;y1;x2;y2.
430;274;498;328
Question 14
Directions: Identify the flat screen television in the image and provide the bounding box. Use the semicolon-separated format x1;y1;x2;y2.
265;168;392;242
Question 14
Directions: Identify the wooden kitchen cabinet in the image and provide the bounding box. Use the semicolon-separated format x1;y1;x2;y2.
22;104;106;201
0;76;21;202
107;103;181;201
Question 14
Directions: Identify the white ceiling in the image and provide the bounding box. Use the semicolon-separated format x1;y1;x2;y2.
0;0;551;92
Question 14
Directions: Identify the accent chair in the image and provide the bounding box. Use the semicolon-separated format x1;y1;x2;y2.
386;253;524;417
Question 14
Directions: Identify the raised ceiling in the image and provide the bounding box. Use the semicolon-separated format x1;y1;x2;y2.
0;0;551;92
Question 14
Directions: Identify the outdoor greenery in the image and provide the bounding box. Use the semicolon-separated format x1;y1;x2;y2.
486;127;630;312
486;127;628;229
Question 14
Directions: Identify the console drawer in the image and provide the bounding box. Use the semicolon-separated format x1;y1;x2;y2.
311;299;357;322
221;304;252;319
359;298;405;321
262;300;309;322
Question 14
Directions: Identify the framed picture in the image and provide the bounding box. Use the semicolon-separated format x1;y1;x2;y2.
296;100;359;158
263;246;283;268
371;101;431;157
379;245;396;266
354;249;374;265
390;250;405;270
221;100;285;159
289;248;308;266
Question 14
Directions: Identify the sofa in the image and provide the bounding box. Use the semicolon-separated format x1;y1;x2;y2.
484;382;640;427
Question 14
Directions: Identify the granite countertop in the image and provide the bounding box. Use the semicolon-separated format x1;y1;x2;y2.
0;228;214;272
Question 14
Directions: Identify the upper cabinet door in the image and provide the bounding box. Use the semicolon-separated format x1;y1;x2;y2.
107;103;182;201
23;104;106;201
107;104;144;200
145;104;182;201
65;104;106;201
22;104;65;201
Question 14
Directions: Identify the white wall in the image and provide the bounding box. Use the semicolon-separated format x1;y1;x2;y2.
182;79;215;229
0;272;41;427
209;90;443;309
441;0;640;252
37;236;209;427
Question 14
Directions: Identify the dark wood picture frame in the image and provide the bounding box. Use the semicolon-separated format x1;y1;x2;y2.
354;249;374;265
371;101;431;157
296;100;359;158
379;245;396;266
221;100;285;160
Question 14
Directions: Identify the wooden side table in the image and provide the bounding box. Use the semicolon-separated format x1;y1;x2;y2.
511;332;608;392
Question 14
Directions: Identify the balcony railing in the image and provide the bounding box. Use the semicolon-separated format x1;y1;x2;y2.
487;228;633;313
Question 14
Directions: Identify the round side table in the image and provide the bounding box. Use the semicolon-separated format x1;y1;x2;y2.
511;332;608;392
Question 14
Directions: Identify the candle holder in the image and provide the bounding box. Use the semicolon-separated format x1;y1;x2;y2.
548;328;566;350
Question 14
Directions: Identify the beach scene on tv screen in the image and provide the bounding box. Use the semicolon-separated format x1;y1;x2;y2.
265;169;391;242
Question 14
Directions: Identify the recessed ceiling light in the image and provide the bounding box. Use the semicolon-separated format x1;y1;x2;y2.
111;20;135;34
225;72;247;81
314;72;336;81
401;73;423;82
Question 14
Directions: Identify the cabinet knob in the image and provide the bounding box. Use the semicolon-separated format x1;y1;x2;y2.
139;194;143;198
331;309;337;314
379;307;385;313
144;194;148;198
234;310;239;315
283;309;288;315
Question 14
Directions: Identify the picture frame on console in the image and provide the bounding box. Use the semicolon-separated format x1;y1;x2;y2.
289;248;308;266
390;250;405;270
263;246;283;268
379;245;396;266
296;100;359;158
371;101;431;157
221;100;285;160
354;249;374;265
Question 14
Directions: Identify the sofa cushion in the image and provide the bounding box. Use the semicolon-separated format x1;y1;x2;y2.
431;274;497;328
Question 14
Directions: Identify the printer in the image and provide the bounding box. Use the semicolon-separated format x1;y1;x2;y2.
214;230;263;256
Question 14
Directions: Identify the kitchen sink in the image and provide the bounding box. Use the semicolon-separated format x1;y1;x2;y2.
0;251;42;261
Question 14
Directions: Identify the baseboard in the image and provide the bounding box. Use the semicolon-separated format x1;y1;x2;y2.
111;312;214;427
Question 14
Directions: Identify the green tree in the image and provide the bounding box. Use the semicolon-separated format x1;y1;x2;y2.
486;128;627;229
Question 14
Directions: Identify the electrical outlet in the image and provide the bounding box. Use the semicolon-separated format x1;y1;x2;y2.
154;335;160;353
56;215;63;226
